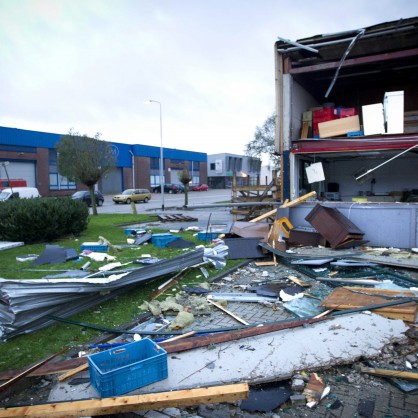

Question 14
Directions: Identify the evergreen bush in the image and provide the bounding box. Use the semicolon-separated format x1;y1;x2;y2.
0;197;89;243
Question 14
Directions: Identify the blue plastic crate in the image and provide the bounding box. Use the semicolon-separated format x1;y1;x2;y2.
151;233;180;248
88;339;168;398
198;231;220;241
80;242;108;252
347;130;364;137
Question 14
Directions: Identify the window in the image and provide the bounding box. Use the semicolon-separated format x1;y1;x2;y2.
189;161;200;171
150;174;165;187
49;150;76;190
210;163;216;170
150;157;164;170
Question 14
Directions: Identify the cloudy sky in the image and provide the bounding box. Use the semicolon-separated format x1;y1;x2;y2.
1;1;417;157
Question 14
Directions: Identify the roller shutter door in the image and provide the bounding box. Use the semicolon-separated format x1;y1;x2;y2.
101;168;122;194
0;162;36;187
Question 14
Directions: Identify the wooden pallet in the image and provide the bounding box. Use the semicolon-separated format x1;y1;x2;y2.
158;214;198;222
320;287;418;322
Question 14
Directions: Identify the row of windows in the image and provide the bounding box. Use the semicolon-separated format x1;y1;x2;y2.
150;158;200;171
48;150;202;191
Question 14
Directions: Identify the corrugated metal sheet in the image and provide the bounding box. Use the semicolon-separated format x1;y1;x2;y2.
0;248;206;340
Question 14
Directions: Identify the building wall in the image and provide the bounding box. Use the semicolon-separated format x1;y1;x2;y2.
0;126;207;197
136;156;151;189
36;148;50;196
208;153;260;189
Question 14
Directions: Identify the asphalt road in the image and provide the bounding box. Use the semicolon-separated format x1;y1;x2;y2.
95;188;232;214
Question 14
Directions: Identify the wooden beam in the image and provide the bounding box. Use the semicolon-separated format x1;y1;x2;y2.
163;331;196;343
58;363;88;382
160;316;329;354
207;298;249;325
249;208;277;223
0;383;249;417
280;191;316;208
0;351;63;393
360;366;418;381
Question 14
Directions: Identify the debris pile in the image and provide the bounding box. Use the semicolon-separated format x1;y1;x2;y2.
1;198;418;417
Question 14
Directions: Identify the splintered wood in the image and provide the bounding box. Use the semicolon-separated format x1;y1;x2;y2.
320;287;418;322
0;384;249;418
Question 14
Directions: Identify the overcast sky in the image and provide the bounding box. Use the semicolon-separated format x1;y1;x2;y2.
1;1;417;157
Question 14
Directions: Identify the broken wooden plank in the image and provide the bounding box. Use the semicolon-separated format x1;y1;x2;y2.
255;261;276;266
320;287;418;322
249;208;277;223
163;331;196;343
160;316;329;354
58;363;89;382
303;372;327;406
360;366;418;381
0;383;249;417
287;275;311;287
0;350;63;393
281;191;317;208
207;298;249;325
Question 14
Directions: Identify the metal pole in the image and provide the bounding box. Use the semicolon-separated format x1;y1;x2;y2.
355;143;418;181
129;150;135;188
158;101;164;211
147;99;164;211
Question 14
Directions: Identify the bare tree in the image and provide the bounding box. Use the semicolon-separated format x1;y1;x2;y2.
56;129;117;215
245;113;280;168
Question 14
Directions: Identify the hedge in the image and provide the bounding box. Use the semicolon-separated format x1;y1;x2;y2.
0;197;89;243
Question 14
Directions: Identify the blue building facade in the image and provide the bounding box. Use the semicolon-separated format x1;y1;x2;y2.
0;126;207;196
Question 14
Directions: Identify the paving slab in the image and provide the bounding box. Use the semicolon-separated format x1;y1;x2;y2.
48;312;408;402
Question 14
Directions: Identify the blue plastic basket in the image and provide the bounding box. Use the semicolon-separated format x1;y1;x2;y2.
88;339;168;397
151;233;180;248
80;242;108;252
198;231;220;241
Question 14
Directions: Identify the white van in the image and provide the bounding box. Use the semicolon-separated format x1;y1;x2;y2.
0;187;41;201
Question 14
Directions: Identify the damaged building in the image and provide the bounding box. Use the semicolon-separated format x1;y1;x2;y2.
275;17;418;248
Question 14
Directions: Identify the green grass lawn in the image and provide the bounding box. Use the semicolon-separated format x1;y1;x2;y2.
0;213;242;372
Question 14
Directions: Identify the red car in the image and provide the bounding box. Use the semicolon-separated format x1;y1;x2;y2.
192;184;209;191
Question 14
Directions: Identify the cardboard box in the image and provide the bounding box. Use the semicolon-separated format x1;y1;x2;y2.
318;115;360;138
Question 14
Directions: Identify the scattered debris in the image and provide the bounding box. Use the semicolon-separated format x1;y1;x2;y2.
31;245;78;266
158;214;198;222
240;381;292;412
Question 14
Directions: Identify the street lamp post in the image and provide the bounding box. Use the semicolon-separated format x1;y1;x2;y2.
145;99;164;211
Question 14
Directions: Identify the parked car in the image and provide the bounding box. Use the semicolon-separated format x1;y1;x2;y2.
71;190;104;206
192;184;209;191
113;189;151;204
152;184;180;194
0;178;27;190
0;187;41;201
175;184;185;193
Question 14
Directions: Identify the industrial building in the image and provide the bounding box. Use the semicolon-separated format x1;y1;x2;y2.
0;126;207;196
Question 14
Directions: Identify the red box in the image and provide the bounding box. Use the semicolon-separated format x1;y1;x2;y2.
336;107;357;118
313;108;338;136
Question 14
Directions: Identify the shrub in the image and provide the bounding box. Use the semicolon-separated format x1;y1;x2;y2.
0;197;89;243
